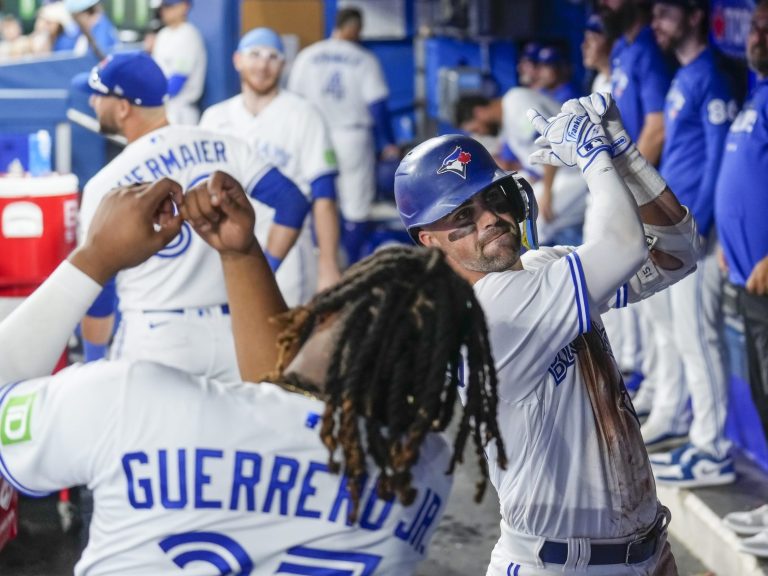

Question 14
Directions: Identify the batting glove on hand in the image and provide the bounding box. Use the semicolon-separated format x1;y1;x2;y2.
562;92;666;204
561;92;632;157
526;108;612;179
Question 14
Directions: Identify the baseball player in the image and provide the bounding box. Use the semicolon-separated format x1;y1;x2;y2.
719;0;768;557
395;92;702;574
201;27;342;305
74;51;309;382
288;7;399;264
151;0;207;125
643;0;736;486
0;174;504;576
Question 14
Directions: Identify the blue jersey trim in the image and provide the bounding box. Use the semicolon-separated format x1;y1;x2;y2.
167;74;188;98
249;168;311;229
87;277;117;318
310;173;338;201
566;252;591;334
615;283;628;308
186;172;211;191
0;381;53;498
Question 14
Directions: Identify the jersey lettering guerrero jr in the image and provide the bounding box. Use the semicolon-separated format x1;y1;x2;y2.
0;361;452;575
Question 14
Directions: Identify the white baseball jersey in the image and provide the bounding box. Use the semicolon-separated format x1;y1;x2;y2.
200;91;338;305
0;360;453;575
152;22;207;125
288;38;388;222
78;125;300;381
464;248;657;545
288;38;389;131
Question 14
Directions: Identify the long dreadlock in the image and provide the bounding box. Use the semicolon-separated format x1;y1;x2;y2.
271;246;506;522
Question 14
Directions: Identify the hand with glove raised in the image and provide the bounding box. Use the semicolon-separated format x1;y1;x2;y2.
526;108;613;182
561;92;667;205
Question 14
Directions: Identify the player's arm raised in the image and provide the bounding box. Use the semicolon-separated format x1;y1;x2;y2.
0;180;183;384
565;93;703;306
528;107;648;307
181;171;289;381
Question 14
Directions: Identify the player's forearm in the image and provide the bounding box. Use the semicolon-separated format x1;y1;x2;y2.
220;244;288;382
313;198;341;268
0;260;102;384
577;165;648;305
264;224;301;261
635;113;665;166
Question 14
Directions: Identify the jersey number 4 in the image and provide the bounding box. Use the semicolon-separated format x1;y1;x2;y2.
159;532;382;575
323;71;345;100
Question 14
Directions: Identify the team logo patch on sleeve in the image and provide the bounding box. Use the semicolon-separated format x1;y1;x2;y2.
437;146;472;179
1;393;36;446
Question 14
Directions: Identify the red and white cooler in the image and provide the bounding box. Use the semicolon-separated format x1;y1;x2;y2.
0;173;79;550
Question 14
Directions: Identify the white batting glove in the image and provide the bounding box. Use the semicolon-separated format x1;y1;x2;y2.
562;92;666;204
526;108;613;181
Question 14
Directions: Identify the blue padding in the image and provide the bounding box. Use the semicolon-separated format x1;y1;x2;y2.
310;173;337;201
87;278;117;318
167;74;189;98
249;168;310;229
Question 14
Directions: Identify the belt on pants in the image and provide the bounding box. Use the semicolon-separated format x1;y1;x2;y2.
538;507;670;566
141;304;230;315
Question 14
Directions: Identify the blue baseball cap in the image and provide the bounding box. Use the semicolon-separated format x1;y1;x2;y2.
537;45;566;66
72;51;168;107
521;41;541;63
585;14;605;34
238;27;284;55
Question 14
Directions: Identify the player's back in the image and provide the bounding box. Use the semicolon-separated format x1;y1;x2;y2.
79;125;270;311
0;360;453;575
289;38;387;130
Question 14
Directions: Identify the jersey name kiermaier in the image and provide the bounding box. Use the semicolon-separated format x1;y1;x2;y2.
288;38;389;130
78;126;271;311
0;361;452;575
466;248;658;539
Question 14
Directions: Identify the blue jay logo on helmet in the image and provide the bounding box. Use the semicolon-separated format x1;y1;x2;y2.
437;146;472;179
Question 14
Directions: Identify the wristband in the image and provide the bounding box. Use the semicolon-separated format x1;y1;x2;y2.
84;340;107;362
264;250;283;272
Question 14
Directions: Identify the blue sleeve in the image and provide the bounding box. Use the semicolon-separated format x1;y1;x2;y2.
310;173;338;201
695;82;733;237
368;98;395;148
640;49;672;115
86;277;116;318
167;74;189;98
249;167;311;229
498;142;518;163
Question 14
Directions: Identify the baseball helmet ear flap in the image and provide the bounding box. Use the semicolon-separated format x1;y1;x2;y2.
510;172;538;251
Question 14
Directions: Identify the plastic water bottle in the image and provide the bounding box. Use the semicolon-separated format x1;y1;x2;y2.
28;130;52;176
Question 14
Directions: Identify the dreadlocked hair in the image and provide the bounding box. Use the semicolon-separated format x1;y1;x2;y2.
271;245;506;523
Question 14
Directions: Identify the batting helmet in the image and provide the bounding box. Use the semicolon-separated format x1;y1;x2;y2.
394;134;539;249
